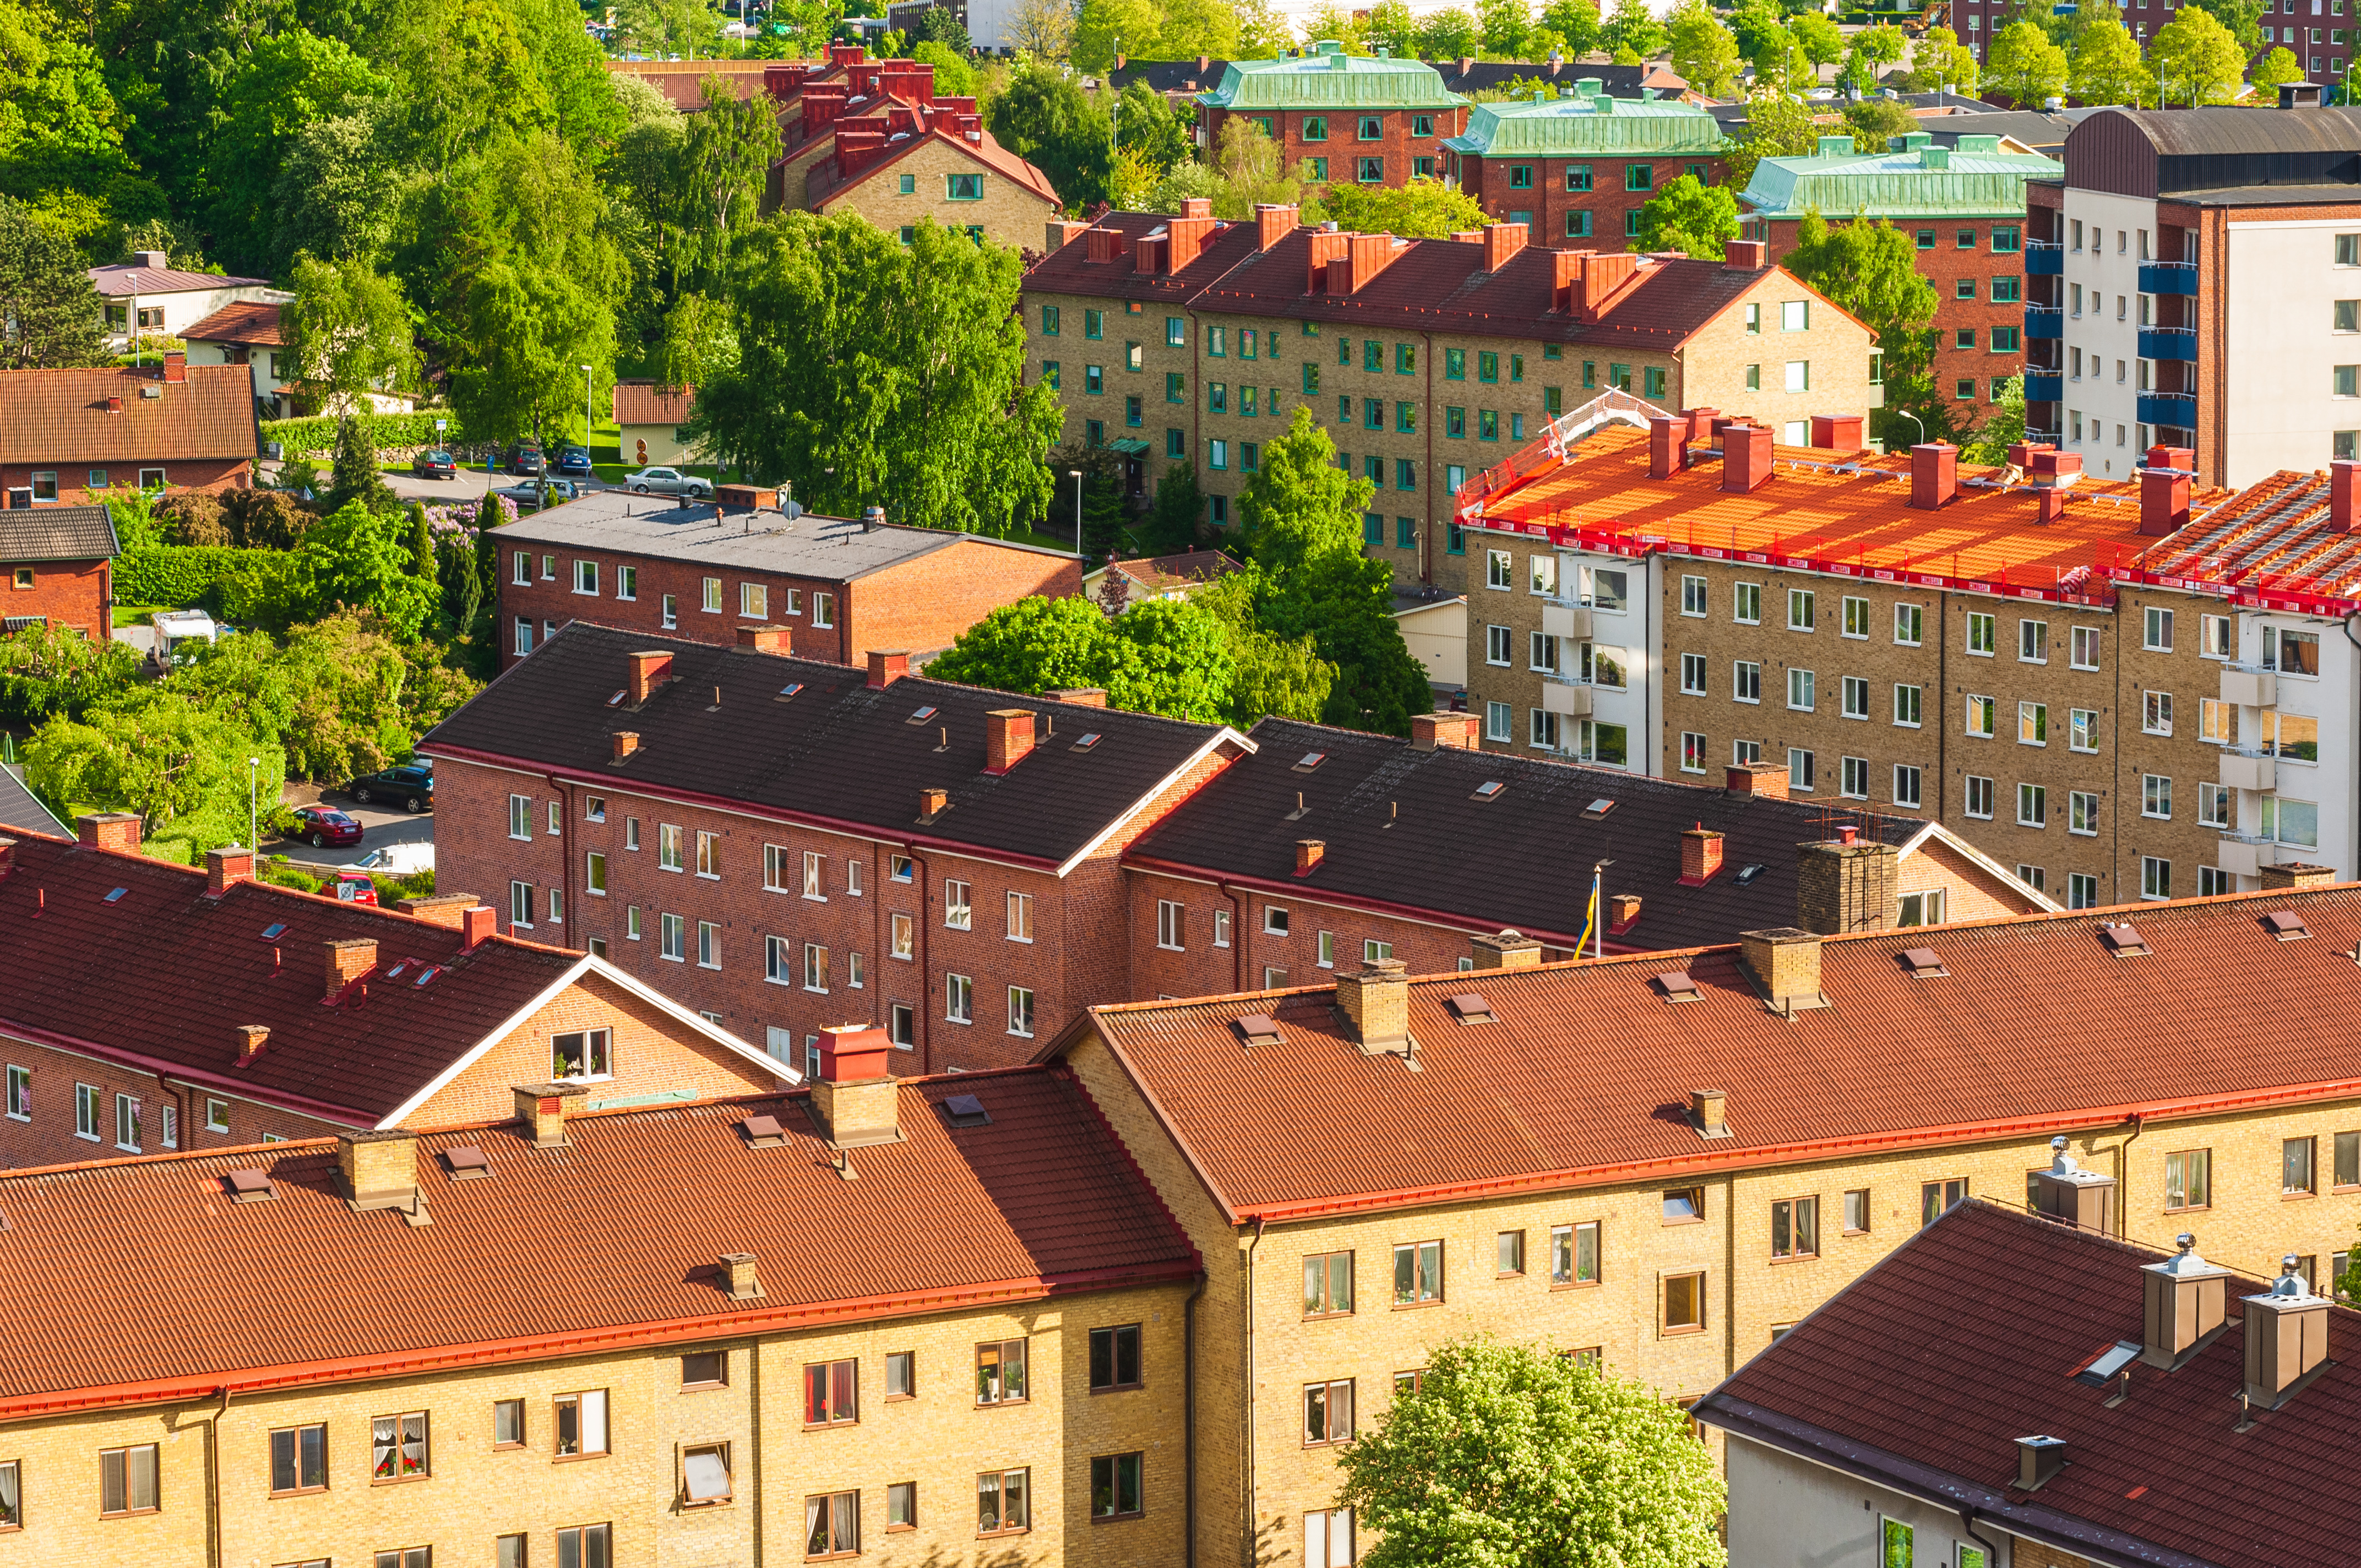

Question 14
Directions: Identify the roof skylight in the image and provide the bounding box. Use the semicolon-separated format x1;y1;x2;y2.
1293;752;1327;772
2098;923;2149;957
1582;798;1616;819
1471;781;1506;802
1073;732;1102;752
104;887;127;903
907;705;939;723
260;923;288;940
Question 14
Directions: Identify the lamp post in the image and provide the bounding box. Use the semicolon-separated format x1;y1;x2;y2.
1069;469;1084;555
248;756;259;857
581;364;594;457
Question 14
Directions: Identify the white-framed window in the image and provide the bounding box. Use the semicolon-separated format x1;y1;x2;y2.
1898;889;1945;927
1530;709;1559;749
2070;624;2101;669
573;559;598;595
1213;909;1232;947
1528;631;1559;673
763;844;790;892
742;581;767;618
1840;756;1869;799
890;912;914;960
1304;1507;1356;1568
803;943;829;990
1156;900;1187;950
584;850;606;896
2200;613;2234;659
1732;661;1761;703
509;880;533;929
1264;905;1291;935
944;880;971;929
1486;549;1513;589
1787;747;1814;792
1841;676;1869;719
695;831;720;879
1679;732;1706;773
2017;783;2048;827
1679;652;1706;694
1786;668;1814;711
2144;606;2173;651
4;1063;28;1121
547;801;561;836
1963;694;1994;738
1007;891;1034;941
509;794;531;841
115;1092;141;1152
2018;701;2047;745
74;1081;100;1140
627;905;642;941
1008;986;1036;1038
765;934;792;986
2068;873;2099;909
1964;775;1993;819
1680;575;1707;616
2017;619;2048;663
661;593;678;629
1892;765;1922;808
1530;554;1557;595
846;858;863;896
1966;611;1995;656
2141;856;2172;900
659;823;684;871
697;921;720;968
660;912;686;960
2196;782;2231;829
2070;709;2099;752
514;616;532;656
1787;589;1815;631
1316;930;1336;968
701;577;722;612
1733;582;1761;624
946;973;973;1023
802;850;825;900
2142;774;2172;819
1892;684;1922;727
1842;596;1869;638
617;565;637;601
1485;624;1511;666
2143;691;2173;736
541;554;556;580
1732;738;1761;765
513;551;532;586
2070;790;2099;836
2265;797;2321;848
1894;604;1923;646
1484;701;1511;742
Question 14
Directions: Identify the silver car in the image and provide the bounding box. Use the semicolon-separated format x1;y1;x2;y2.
626;466;712;498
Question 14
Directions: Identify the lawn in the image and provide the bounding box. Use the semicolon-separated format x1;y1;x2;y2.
112;603;167;628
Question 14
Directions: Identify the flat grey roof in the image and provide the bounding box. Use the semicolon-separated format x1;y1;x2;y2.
492;491;1078;582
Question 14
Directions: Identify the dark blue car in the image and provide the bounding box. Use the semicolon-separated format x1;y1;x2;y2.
348;764;434;813
553;445;594;477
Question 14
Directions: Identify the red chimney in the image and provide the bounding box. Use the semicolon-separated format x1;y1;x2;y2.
463;905;497;950
627;650;672;704
206;844;255;896
162;351;186;384
736;624;793;655
1722;424;1773;493
2037;486;2068;524
76;812;141;854
236;1025;270;1066
1722;238;1767;269
1679;823;1724;885
105;394;122;415
984;709;1036;775
1411;712;1479;750
2331;461;2361;533
1483;221;1528;272
1684;406;1719;440
1648;415;1688;480
1305;228;1351;292
2139;445;2193;537
2030;449;2081;484
324;938;377;998
1726;760;1789;800
867;650;909;688
1256;203;1299;250
1294;839;1325;876
1166;213;1217;272
1809;413;1865;451
1179;197;1212;220
1910;443;1959;510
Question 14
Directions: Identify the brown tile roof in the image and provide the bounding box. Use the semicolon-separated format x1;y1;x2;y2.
0;366;258;465
613;379;695;427
0;504;117;562
809;125;1062;211
85;263;271;296
1023;210;1275;304
1128;716;1930;952
0;1067;1198;1417
1107;549;1245;592
1064;885;2361;1221
1698;1201;2361;1568
181;300;284;347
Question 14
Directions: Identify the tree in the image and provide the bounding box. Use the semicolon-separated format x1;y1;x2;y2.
1365;0;1418;55
1722;90;1818;189
1478;0;1535;60
1842;21;1908;89
1239;406;1375;575
1315;177;1488;237
2149;7;2246;104
0;197;105;369
1911;26;1979;95
1540;0;1602;59
1842;95;1919;153
1599;0;1666;59
297;503;444;638
1117;80;1195;176
284;253;417;417
1334;1336;1727;1568
274;112;397;264
618;0;725;58
1204;118;1304;217
1234;0;1297;58
1004;0;1078;57
986;61;1110;209
1299;5;1370;50
1666;1;1742;96
1420;7;1483;58
24;694;286;861
681;75;785;289
329;417;396;516
199;30;391;276
1632;173;1739;257
1961;374;2025;466
1783;209;1942;450
2185;0;2265;53
926;594;1237;722
1728;1;1797;84
406;502;434;580
2071;13;2153;106
0;623;142;723
687;212;1062;537
1984;19;2070;107
914;5;973;49
1195;567;1335;726
912;40;978;96
1790;11;1844;68
1073;0;1158;75
1142;464;1205;554
2251;45;2306;99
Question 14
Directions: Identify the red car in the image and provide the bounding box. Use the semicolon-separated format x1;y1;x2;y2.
291;805;363;849
330;870;379;905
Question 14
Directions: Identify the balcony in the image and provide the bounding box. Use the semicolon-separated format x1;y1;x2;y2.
2221;665;2277;707
1539;675;1593;717
2138;260;2198;294
2136;392;2196;426
2025;304;2063;340
2023;371;2063;402
2137;327;2197;361
2025;239;2064;276
1538;601;1594;640
2220;750;2276;793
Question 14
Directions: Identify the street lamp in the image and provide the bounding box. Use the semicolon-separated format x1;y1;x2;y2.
1069;469;1084;555
581;364;594;455
248;756;259;858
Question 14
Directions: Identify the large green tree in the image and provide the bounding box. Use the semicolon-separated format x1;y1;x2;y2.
1984;19;2069;107
926;594;1238;722
1599;0;1666;59
1722;90;1816;190
1334;1336;1727;1568
1419;7;1482;58
0;621;142;722
1631;172;1738;257
24;692;286;861
1782;209;1943;450
985;60;1108;209
284;252;416;415
1315;178;1486;238
687;211;1060;536
2185;0;2266;52
1539;0;1602;58
199;31;390;275
1666;1;1742;97
0;195;104;367
2071;13;2153;106
2148;7;2246;105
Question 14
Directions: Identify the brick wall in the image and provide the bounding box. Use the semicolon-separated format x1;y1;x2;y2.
1462;151;1729;248
0;1032;346;1170
2;458;250;509
1026;287;1201;507
821;135;1062;252
0;556;108;635
1202;105;1465;189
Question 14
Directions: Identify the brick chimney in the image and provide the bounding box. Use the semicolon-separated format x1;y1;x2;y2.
917;787;948;824
77;812;142;853
106;394;122;414
1047;687;1108;706
338;1129;421;1213
514;1082;588;1148
719;1251;765;1300
2139;445;2193;537
1482;221;1528;272
1796;838;1899;934
812;1023;900;1147
1690;1087;1728;1136
1306;227;1351;292
235;1024;270;1066
396;892;482;930
1722;424;1772;493
1726;760;1788;800
1739;927;1824;1012
206;844;255;896
1167;210;1217;271
1470;928;1542;968
2242;1259;2330;1410
1910;443;1959;510
626;650;672;704
2328;461;2361;533
1722;238;1767;269
1336;957;1411;1055
1809;413;1865;451
324;938;377;996
867;650;910;688
2260;861;2336;889
737;624;793;654
162;350;187;384
1256;203;1299;250
1411;711;1479;750
1608;892;1642;934
1294;839;1324;876
1679;823;1724;885
1047;218;1091;251
1647;414;1688;479
2036;486;2068;525
612;731;639;761
463;905;497;949
983;710;1037;775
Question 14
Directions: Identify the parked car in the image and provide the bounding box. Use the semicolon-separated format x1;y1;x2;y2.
348;764;434;812
292;805;364;848
329;869;379;905
412;449;457;479
542;478;580;502
505;442;546;476
553;445;594;477
625;466;711;498
342;842;435;876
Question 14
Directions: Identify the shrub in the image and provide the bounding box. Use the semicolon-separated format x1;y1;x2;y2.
260;410;477;460
113;546;280;608
156;491;232;547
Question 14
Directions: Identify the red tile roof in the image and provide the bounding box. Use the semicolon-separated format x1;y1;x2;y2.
1063;885;2361;1221
1023;209;1276;304
181;300;285;347
1105;549;1245;592
0;1067;1198;1417
1699;1201;2361;1568
0;366;259;465
613;379;694;427
808;122;1061;210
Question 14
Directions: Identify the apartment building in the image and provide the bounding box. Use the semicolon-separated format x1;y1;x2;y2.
1195;43;1468;186
1445;84;1729;248
0;818;788;1171
1454;410;2361;897
0;1044;1199;1566
1049;876;2361;1566
494;486;1079;669
1122;712;2052;999
1702;1202;2361;1568
2023;100;2361;488
1024;209;1876;587
419;622;1253;1076
1740;132;2060;411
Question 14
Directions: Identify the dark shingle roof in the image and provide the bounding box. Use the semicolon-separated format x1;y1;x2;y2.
1698;1201;2361;1568
0;504;117;562
420;623;1239;869
1128;716;1916;951
0;765;66;836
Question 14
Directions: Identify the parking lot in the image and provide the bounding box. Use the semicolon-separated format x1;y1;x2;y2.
272;783;435;869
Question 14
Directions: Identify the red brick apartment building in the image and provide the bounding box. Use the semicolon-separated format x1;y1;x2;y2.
420;622;1255;1076
494;487;1080;670
1194;43;1471;188
0;355;258;507
0;818;788;1171
0;504;116;635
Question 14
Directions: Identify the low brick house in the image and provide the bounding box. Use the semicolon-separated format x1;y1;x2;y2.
493;487;1081;669
0;356;258;507
0;818;791;1172
0;504;116;636
1196;42;1469;187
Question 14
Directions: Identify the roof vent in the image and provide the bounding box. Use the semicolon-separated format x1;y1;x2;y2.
2262;910;2310;941
2098;923;2149;957
440;1145;493;1180
1582;798;1615;819
1653;970;1701;1002
1470;780;1506;802
1293;751;1327;772
222;1167;275;1204
1735;863;1767;885
2242;1256;2331;1414
738;1113;788;1148
2031;1134;2117;1233
2013;1435;2068;1491
1233;1012;1283;1047
2140;1232;2232;1369
1444;992;1495;1024
1897;946;1946;977
941;1093;991;1128
1690;1087;1731;1139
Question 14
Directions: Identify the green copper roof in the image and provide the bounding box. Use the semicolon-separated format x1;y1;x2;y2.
1442;82;1726;157
1738;132;2064;221
1198;42;1468;111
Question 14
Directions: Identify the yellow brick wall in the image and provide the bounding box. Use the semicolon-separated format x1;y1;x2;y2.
1674;272;1877;437
820;137;1061;252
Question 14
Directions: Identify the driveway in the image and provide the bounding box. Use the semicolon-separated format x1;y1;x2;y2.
270;781;435;869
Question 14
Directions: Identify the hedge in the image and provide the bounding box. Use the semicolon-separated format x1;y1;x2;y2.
115;546;279;608
260;410;480;460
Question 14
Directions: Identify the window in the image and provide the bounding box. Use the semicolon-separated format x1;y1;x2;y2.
701;577;722;613
1965;694;1994;738
944;880;971;929
1318;929;1337;967
804;1359;857;1425
1680;575;1706;617
270;1424;328;1494
1551;1220;1601;1285
1966;611;1995;656
1304;1509;1355;1568
976;1340;1028;1403
813;593;833;628
1881;1518;1914;1568
806;1493;858;1556
661;594;677;628
2339;1131;2360;1191
659;823;683;871
978;1468;1031;1536
945;973;971;1022
513;551;532;586
100;1444;159;1515
1091;1453;1144;1520
1006;891;1034;943
2286;1136;2318;1195
2166;1148;2211;1210
74;1082;98;1140
1302;1379;1355;1447
1392;1239;1443;1305
1264;905;1291;935
1842;596;1869;639
1787;668;1815;711
1771;1196;1819;1259
1213;910;1231;947
1007;986;1035;1038
1840;755;1869;798
371;1412;428;1480
1895;603;1923;645
1303;1250;1353;1317
1921;1178;1967;1226
2144;606;2174;651
2071;624;2101;671
114;1093;140;1152
2019;701;2047;745
2139;773;2174;821
2144;691;2173;736
1733;582;1761;623
1661;1272;1705;1333
1894;684;1922;727
509;793;532;841
1156;900;1185;950
1733;661;1761;703
1842;1189;1870;1234
2015;783;2047;828
1089;1324;1142;1391
1493;1229;1526;1276
1679;652;1706;694
2070;709;2099;753
1485;703;1511;743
